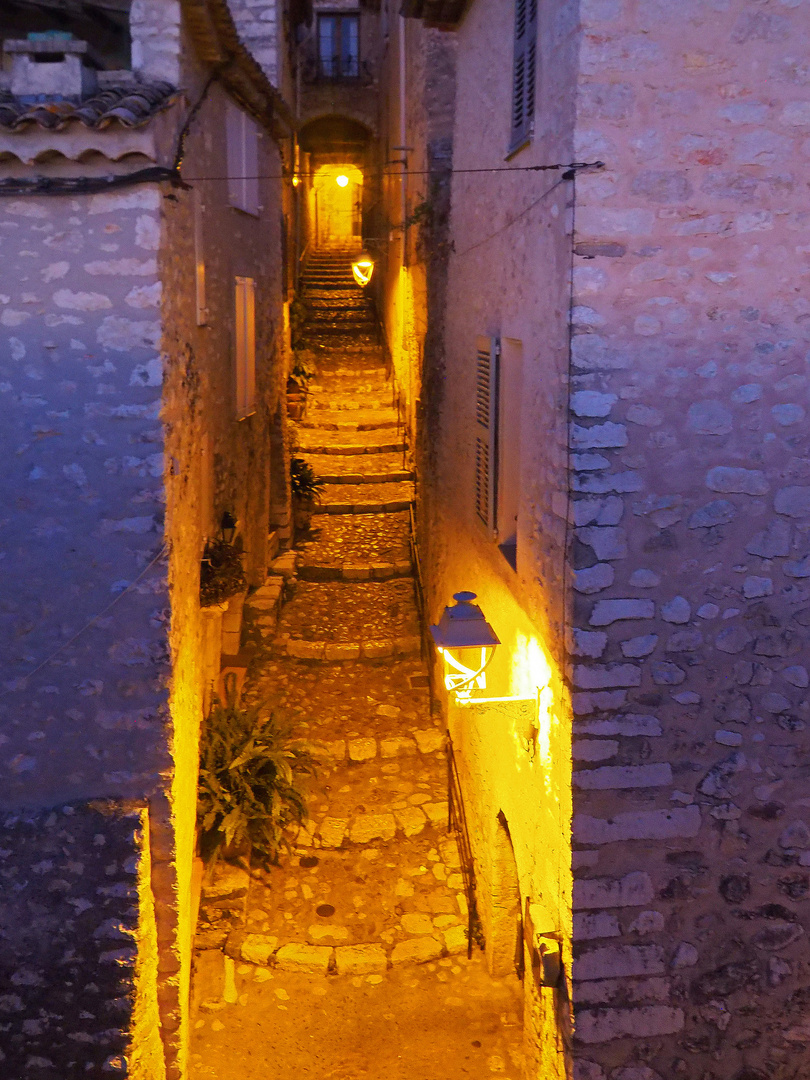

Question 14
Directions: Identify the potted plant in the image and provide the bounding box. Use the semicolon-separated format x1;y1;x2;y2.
197;684;313;869
286;352;316;422
290;455;324;533
199;537;246;608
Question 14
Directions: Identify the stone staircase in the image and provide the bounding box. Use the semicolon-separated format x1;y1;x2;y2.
195;251;469;981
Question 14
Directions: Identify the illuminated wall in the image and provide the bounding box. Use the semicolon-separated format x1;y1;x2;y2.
309;164;364;250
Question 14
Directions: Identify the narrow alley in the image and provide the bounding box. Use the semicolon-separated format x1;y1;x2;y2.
188;250;524;1079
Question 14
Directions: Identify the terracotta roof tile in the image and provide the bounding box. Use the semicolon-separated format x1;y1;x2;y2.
0;81;177;132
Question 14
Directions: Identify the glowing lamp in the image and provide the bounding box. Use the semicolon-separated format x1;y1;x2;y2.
336;174;349;188
220;510;237;544
292;174;300;187
429;591;500;698
351;253;375;287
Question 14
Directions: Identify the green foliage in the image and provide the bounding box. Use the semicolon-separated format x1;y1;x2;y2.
290;455;324;504
290;295;310;351
199;538;246;608
197;687;313;868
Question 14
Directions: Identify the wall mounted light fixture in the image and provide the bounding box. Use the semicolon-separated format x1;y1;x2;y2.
351;252;374;287
429;591;500;699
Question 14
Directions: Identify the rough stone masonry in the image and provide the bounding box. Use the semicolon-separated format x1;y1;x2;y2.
568;0;810;1077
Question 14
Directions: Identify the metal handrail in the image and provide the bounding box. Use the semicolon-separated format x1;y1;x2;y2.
447;735;485;958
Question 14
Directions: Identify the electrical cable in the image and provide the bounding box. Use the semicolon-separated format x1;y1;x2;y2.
0;543;168;699
452;173;570;260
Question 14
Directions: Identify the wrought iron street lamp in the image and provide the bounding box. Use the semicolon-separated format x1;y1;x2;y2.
429;591;500;699
351;252;375;287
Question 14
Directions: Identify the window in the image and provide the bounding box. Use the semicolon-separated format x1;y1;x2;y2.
509;0;537;153
475;335;522;569
318;13;360;79
226;103;260;216
475;335;499;535
234;277;256;419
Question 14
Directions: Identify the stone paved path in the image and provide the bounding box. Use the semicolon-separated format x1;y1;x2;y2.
189;251;523;1079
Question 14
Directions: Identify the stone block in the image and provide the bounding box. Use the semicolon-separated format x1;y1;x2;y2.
390;937;443;965
443;924;468;955
574;872;654;910
688;499;736;528
274;944;332;974
571;390;617;417
687;401;733;435
576;715;661;737
325;643;361;661
743;576;773;598
573;739;619;762
573;807;701;845
203;864;249;901
286;639;325;659
569;629;608;658
350;814;396;844
401;912;434;935
621;634;658;658
577;526;627;561
661;596;690;623
573;763;672;790
362;640;394;658
381;736;416;758
590;599;654;625
240;934;278;966
422;801;448;826
629;568;659;587
573;664;642;689
334;944;388;975
575;1006;684;1044
348;738;377;762
395;807;427;837
318;818;348;848
413;728;445;754
575;563;615;594
573;912;621;940
574;944;664;982
573;496;624;527
775;487;810;518
706;466;768;495
571;422;628;449
746;519;791;557
651;661;685;685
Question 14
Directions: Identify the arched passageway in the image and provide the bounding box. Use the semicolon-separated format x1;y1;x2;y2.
310;163;363;250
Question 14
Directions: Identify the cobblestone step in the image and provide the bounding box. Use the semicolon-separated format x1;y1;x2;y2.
198;832;467;970
297;434;406;455
303;454;412;483
315;480;414;514
273;578;419;642
296;508;410;566
271;635;422;660
299;414;400;432
290;724;444;768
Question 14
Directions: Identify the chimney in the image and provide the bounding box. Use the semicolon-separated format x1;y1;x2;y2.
5;32;98;103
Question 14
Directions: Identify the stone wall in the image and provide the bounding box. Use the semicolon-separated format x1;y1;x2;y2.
569;1;810;1077
227;0;280;86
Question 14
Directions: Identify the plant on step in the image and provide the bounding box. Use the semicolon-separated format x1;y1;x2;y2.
290;294;310;352
199;537;246;608
291;351;317;387
290;455;324;504
197;684;314;868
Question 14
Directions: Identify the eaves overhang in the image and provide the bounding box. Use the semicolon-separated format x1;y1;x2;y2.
181;0;296;139
400;0;469;27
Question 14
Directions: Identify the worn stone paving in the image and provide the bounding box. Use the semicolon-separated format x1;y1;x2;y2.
190;252;523;1078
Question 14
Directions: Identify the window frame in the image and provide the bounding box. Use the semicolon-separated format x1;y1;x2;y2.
234;276;256;420
508;0;538;156
226;102;261;217
317;12;361;80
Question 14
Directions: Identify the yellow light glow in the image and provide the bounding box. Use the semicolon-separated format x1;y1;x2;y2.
511;632;556;784
292;174;300;187
336;174;349;188
351;257;375;287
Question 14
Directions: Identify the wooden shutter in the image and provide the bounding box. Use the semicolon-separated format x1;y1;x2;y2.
510;0;537;151
243;114;260;217
475;335;500;534
226;103;243;210
235;277;256;419
226;105;260;216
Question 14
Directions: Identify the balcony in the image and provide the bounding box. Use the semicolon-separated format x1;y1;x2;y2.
301;54;374;85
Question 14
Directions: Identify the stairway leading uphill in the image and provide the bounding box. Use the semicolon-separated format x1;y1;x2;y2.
189;249;524;1080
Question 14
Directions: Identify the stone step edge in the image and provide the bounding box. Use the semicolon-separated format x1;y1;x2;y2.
291;802;450;851
298;443;406;456
312;470;413;484
315;498;414;515
224;924;469;975
298;560;412;582
290;728;445;764
271;635;421;660
299;420;400;432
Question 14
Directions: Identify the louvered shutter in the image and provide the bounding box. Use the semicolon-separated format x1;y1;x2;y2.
243;114;260;217
235;277;256;419
226;103;243;210
475;336;500;534
509;0;537;151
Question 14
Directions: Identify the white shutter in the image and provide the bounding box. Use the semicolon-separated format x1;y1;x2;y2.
226;102;243;210
474;335;500;534
510;0;537;151
243;114;260;217
235;277;256;419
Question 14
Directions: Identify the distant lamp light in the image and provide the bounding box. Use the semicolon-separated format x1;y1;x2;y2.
429;591;500;698
292;174;300;187
220;510;237;544
336;173;349;188
351;252;375;287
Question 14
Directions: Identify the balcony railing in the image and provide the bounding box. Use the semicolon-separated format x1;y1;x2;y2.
301;54;374;85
